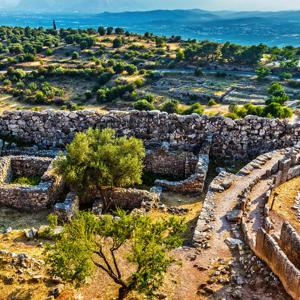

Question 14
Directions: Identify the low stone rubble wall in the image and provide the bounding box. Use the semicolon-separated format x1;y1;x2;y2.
155;154;209;193
54;192;79;223
154;135;212;193
0;156;64;211
96;188;160;211
54;187;160;222
255;228;300;300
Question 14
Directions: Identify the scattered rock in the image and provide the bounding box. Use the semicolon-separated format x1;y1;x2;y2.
24;227;38;239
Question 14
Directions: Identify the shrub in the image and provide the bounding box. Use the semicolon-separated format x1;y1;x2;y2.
255;66;271;80
98;26;106;36
113;38;123;48
208;99;217;106
195;68;203;77
133;99;155;111
72;51;79;59
183;103;204;115
45;48;54;56
279;72;292;81
160;100;179;114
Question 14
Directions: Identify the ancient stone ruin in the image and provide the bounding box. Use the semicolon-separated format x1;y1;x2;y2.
0;155;64;211
1;109;300;298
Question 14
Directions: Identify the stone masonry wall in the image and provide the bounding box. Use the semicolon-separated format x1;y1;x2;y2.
279;222;300;270
144;148;198;179
10;156;52;178
236;147;300;300
255;228;300;300
0;156;65;211
1;110;300;160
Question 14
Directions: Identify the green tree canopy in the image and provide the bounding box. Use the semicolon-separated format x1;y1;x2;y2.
47;210;185;299
54;128;145;209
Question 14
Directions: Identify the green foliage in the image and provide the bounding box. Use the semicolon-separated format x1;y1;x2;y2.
183;103;204;115
159;100;179;114
176;49;185;61
54;128;145;206
208;99;217;106
46;210;185;297
255;66;271;80
266;82;289;105
45;48;54;56
46;212;98;284
226;102;292;119
96;83;135;102
98;26;106;36
48;214;58;229
11;176;41;186
279;72;292;80
113;38;123;48
125;64;137;75
133;99;155;111
71;51;79;59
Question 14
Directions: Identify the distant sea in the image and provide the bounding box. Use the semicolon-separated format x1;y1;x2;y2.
0;12;300;47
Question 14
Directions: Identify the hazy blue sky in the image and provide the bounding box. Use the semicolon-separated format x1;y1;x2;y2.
1;0;300;11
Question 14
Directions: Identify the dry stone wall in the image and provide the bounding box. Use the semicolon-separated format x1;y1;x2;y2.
144;148;198;179
280;222;300;270
0;156;64;211
236;147;300;300
1;110;300;160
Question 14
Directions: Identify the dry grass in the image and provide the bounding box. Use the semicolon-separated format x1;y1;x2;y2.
270;176;300;234
0;192;203;300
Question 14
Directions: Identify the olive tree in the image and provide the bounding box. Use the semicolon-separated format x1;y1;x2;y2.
54;128;145;210
47;210;185;299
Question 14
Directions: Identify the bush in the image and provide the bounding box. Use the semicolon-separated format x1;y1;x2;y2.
113;38;123;48
279;72;292;81
208;99;217;106
195;68;203;77
45;48;54;56
255;66;271;80
72;51;79;59
183;103;204;115
125;64;137;75
98;26;106;36
133;99;155;111
160;100;179;114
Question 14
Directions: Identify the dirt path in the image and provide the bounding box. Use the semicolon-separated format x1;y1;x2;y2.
170;151;290;300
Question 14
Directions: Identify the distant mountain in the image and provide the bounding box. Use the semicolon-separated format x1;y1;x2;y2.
15;0;149;13
1;7;300;46
98;9;220;25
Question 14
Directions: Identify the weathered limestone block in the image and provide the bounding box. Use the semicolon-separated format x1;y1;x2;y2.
54;192;79;223
279;222;300;270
